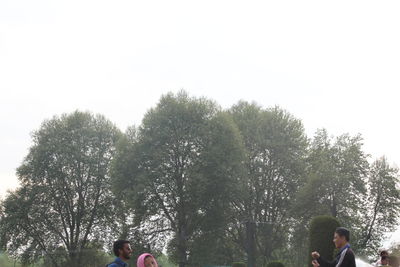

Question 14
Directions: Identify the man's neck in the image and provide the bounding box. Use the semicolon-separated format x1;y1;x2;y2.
339;243;349;250
119;256;128;262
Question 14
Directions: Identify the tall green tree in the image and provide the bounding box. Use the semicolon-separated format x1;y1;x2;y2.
112;92;245;267
228;102;308;265
0;111;121;267
294;129;369;258
358;157;400;254
297;129;369;220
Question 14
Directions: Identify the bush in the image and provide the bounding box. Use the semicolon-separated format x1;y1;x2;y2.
0;251;22;267
309;215;340;265
266;261;284;267
232;262;246;267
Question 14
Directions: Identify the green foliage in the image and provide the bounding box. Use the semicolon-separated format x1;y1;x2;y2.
0;249;113;267
112;91;246;267
294;130;400;257
266;261;285;267
309;216;340;263
228;102;308;262
293;129;369;260
232;262;246;267
0;111;122;266
296;130;369;221
189;230;242;266
357;157;400;254
156;254;178;267
1;92;400;267
0;251;23;267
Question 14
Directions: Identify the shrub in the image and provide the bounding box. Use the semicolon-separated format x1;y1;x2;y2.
232;262;246;267
266;261;284;267
309;215;340;265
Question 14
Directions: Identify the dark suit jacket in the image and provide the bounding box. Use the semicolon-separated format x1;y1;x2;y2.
317;248;356;267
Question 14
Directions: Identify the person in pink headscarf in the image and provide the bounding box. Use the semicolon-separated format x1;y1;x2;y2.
137;253;158;267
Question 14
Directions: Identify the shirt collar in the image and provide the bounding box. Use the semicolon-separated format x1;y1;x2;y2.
115;257;128;266
338;243;350;254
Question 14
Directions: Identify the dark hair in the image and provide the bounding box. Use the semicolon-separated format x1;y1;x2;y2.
335;227;350;242
381;250;389;257
113;240;130;256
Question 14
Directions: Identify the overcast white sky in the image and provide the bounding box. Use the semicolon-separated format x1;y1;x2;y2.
1;0;400;246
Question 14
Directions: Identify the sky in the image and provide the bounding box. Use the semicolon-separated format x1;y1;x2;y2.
1;0;400;246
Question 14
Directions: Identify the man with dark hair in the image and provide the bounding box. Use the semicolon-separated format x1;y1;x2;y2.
311;227;356;267
107;240;132;267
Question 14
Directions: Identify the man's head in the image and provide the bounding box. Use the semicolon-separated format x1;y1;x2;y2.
113;240;132;260
333;227;350;249
381;250;389;257
381;255;389;266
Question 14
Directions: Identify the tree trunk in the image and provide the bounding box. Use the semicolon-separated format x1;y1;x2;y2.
178;226;187;267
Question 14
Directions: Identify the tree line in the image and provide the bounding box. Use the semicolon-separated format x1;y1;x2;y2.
1;91;399;267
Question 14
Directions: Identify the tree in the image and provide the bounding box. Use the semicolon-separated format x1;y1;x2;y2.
358;157;400;254
286;129;370;267
0;111;121;266
309;216;340;266
294;130;369;250
227;102;308;265
112;91;245;267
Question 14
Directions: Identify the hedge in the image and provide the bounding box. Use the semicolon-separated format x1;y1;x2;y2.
232;262;246;267
309;215;340;265
266;261;284;267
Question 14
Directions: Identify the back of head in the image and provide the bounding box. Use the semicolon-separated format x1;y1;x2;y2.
335;227;350;242
381;250;389;257
113;240;130;257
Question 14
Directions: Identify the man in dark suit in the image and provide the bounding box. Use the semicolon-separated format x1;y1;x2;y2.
311;227;356;267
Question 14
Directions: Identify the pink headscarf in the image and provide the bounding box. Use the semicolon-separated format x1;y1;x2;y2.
137;253;158;267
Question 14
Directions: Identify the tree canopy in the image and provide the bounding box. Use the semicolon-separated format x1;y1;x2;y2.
1;91;399;267
0;111;121;266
